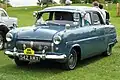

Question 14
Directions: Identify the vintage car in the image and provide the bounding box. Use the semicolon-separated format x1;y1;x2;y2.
0;8;17;49
5;6;117;70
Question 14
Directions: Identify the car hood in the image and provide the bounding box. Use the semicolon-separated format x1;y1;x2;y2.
17;25;64;41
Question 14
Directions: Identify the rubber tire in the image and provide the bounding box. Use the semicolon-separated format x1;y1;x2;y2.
14;58;29;66
0;31;4;50
62;49;77;70
103;45;112;56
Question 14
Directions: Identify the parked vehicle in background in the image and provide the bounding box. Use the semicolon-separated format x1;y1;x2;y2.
0;8;17;50
5;6;117;70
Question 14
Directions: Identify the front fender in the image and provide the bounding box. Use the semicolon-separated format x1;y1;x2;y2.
66;43;81;55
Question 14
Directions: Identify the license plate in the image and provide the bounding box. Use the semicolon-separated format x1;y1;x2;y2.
19;55;40;61
24;48;34;55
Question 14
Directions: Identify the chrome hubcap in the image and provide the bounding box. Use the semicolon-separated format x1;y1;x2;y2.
68;51;77;69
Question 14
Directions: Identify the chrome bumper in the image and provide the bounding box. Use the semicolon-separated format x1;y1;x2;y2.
5;51;66;60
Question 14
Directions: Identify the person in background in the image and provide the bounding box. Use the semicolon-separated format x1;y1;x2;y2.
99;4;110;25
98;4;106;24
92;1;105;23
65;0;72;6
92;1;99;8
92;1;109;25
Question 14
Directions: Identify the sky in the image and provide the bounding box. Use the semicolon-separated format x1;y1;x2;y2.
9;0;60;7
9;0;38;7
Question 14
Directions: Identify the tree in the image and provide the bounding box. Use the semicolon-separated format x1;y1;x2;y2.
0;0;9;3
60;0;65;3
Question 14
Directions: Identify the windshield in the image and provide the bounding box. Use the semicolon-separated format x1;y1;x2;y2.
35;11;76;26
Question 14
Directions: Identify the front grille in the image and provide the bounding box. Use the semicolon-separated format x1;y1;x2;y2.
16;41;52;53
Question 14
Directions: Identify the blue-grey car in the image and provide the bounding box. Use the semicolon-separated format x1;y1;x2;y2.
5;6;117;70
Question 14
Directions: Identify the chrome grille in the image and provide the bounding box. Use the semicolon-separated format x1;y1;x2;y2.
16;41;52;52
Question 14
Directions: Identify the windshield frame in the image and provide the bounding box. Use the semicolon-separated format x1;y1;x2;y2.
35;11;81;27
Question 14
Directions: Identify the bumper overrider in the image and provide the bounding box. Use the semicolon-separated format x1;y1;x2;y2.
4;51;67;60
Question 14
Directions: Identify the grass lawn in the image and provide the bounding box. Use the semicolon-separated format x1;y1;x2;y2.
0;4;120;80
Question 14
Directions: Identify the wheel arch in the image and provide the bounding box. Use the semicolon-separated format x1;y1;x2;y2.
0;24;9;41
70;44;81;60
108;41;117;47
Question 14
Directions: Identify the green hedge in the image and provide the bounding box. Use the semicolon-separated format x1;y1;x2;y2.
71;0;104;3
72;0;80;3
71;0;117;3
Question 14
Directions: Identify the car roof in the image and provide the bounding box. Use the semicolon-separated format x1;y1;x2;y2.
40;6;100;13
39;6;104;23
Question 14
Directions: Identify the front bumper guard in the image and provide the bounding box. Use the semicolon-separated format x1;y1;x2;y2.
5;51;67;60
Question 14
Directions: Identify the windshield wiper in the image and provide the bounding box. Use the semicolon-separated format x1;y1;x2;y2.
47;21;60;26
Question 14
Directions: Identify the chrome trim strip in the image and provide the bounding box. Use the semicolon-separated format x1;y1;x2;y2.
5;51;66;60
66;33;116;44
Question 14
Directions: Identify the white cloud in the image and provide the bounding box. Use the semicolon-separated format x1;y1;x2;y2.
9;0;61;7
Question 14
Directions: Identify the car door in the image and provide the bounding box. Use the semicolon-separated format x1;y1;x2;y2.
67;12;100;59
90;11;106;54
65;12;106;59
78;12;100;58
80;11;106;59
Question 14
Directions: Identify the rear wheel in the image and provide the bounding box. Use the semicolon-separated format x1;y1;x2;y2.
0;32;4;50
14;58;29;66
103;45;112;56
62;49;77;70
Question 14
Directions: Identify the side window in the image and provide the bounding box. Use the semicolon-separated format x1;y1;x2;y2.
0;10;7;17
91;12;104;25
54;12;73;21
83;13;91;26
42;12;50;21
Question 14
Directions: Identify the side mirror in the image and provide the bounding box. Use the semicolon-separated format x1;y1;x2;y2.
33;11;38;18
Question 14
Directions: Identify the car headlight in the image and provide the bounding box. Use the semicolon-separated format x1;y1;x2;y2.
6;33;13;42
53;35;62;45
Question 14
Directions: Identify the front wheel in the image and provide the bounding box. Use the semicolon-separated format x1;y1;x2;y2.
62;49;77;70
